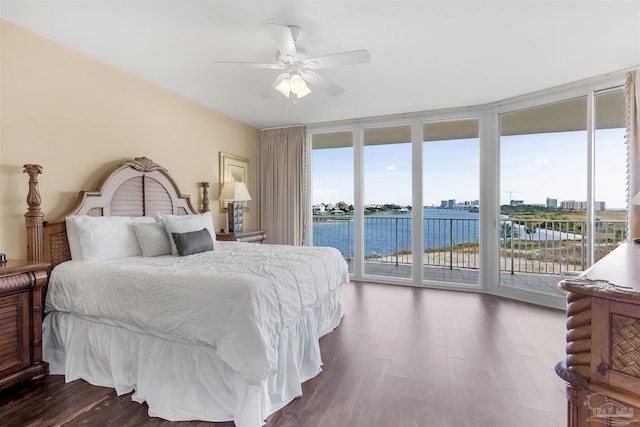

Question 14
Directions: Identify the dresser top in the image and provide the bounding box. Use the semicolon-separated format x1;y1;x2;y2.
559;242;640;303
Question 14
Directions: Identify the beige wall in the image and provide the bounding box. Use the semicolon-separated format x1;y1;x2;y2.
0;20;258;259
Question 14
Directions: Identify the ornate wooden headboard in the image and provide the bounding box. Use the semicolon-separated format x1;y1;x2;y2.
23;157;208;273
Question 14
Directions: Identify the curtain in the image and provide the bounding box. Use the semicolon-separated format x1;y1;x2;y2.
258;126;307;245
626;71;640;238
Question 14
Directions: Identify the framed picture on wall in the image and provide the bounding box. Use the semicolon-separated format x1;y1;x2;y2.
219;152;250;212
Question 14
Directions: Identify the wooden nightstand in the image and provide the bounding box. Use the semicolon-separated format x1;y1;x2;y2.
216;230;267;243
0;260;49;391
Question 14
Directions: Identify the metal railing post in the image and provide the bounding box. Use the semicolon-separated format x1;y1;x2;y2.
510;220;515;274
348;217;352;262
395;218;399;266
449;219;453;269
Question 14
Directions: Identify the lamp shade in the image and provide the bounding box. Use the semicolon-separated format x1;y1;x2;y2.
220;181;252;201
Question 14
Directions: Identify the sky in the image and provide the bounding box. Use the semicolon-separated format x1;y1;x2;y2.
312;128;627;209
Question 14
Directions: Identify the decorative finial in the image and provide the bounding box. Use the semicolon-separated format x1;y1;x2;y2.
23;164;44;262
23;164;43;210
122;157;167;173
200;182;210;213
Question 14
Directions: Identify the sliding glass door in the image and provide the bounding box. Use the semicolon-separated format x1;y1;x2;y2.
362;125;413;279
497;88;626;303
594;89;627;262
311;131;354;274
422;119;480;286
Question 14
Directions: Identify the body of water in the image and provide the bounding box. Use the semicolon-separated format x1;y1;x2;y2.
313;208;480;258
313;208;589;259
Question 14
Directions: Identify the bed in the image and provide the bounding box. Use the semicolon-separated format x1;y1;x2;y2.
23;157;349;427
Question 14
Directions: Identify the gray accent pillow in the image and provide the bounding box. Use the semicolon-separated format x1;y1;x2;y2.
171;228;214;256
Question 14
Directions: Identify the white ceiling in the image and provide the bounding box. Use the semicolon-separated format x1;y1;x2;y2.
2;1;639;129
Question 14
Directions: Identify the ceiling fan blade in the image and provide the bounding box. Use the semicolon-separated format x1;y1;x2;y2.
305;49;370;69
302;71;345;97
211;60;284;70
267;23;298;58
262;73;288;98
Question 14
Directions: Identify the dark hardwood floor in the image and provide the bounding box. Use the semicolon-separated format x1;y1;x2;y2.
0;282;567;427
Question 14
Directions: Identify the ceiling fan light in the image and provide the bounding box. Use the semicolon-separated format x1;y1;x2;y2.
295;83;311;98
275;78;291;98
290;74;311;98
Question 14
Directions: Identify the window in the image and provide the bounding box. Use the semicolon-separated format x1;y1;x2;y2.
311;131;354;273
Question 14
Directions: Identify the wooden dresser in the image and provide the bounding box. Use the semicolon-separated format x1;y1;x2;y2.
556;243;640;426
216;230;267;243
0;260;49;391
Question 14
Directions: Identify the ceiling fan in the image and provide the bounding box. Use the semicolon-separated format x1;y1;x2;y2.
212;23;370;99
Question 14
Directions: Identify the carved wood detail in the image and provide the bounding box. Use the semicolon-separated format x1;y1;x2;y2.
23;164;44;262
200;182;210;213
121;157;167;173
565;291;592;379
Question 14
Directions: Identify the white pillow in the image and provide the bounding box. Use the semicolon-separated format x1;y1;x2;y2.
158;212;215;255
133;222;171;257
65;216;83;260
73;215;156;260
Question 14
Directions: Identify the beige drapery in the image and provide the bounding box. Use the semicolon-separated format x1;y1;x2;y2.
257;126;307;245
626;70;640;238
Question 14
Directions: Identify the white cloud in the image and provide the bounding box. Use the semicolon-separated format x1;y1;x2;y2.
386;164;396;171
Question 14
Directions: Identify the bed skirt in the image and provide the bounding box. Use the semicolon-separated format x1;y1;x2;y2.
42;288;343;427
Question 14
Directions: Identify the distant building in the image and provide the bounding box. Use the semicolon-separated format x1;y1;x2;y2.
561;200;583;211
560;200;606;211
510;200;524;206
546;197;558;208
562;200;593;211
441;199;456;209
441;199;478;209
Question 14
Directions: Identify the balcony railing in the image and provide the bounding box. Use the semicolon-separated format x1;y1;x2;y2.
312;215;626;275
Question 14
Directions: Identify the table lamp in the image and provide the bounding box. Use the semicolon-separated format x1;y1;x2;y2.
220;181;252;233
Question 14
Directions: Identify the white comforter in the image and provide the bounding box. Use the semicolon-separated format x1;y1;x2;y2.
46;242;349;386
